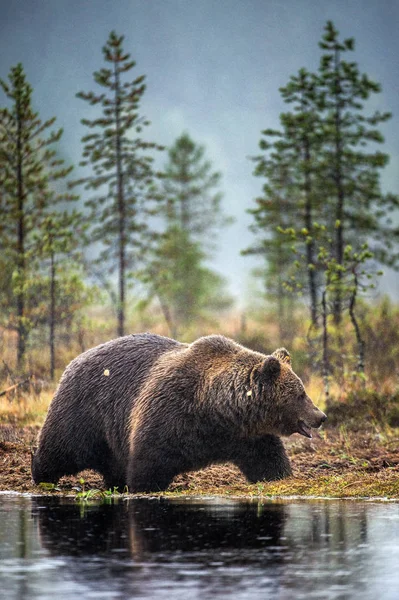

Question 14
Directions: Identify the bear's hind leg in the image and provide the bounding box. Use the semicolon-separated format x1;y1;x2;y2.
127;462;176;493
101;460;127;492
231;435;292;483
31;448;78;485
127;447;183;493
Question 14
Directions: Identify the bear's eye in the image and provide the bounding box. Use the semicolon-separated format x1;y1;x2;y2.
298;392;306;402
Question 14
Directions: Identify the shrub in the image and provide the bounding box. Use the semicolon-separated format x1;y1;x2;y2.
325;388;399;431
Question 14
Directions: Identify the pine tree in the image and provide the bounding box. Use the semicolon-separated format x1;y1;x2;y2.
145;132;232;335
247;68;324;326
35;209;86;379
73;31;163;337
244;144;298;333
247;21;399;334
279;69;324;325
317;20;398;321
0;63;75;367
160;132;228;245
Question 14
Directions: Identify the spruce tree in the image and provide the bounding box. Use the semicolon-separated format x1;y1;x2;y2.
0;63;75;367
145;132;232;335
143;225;231;337
244;144;299;333
247;21;399;331
160;132;228;245
317;20;397;321
248;69;324;326
35;209;85;379
74;31;163;337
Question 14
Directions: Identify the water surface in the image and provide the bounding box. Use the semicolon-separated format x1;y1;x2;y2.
1;494;398;599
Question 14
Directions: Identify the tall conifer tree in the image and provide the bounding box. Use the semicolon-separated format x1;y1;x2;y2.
35;209;85;379
0;63;75;367
245;145;298;332
317;20;397;321
144;132;231;335
248;69;323;326
247;21;398;333
74;31;163;337
161;132;227;244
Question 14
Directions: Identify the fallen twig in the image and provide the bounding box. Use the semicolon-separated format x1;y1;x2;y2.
342;480;365;489
0;377;32;397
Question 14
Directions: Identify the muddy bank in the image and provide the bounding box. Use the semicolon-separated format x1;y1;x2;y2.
1;425;399;498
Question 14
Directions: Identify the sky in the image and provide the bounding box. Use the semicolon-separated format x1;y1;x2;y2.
1;0;399;305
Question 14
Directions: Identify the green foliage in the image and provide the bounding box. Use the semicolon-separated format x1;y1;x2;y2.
244;141;302;341
325;388;399;431
34;211;89;378
144;133;232;336
159;132;230;244
246;20;398;385
361;298;399;386
38;482;60;492
316;20;397;322
247;68;327;326
0;63;81;369
142;225;232;337
74;477;126;503
73;31;163;336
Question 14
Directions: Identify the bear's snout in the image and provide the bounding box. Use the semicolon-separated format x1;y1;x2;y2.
319;412;327;424
297;402;327;439
312;409;327;430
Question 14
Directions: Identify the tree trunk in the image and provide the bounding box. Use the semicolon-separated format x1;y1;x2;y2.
49;250;56;380
321;288;330;399
332;45;344;325
16;93;26;368
114;60;126;337
349;272;365;380
276;268;285;343
303;138;318;326
157;293;178;339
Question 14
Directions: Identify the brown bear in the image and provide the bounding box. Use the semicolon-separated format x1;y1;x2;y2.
32;333;326;492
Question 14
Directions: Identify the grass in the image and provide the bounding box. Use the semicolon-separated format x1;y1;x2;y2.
0;387;53;426
161;475;399;501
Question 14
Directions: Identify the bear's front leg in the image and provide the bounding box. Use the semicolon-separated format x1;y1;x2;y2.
231;435;292;483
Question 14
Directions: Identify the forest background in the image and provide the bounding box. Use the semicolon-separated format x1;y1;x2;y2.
1;1;399;420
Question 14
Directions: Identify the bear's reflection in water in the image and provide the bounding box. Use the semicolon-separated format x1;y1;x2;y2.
32;497;287;561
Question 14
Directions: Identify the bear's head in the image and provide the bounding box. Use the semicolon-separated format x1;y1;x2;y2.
249;347;326;439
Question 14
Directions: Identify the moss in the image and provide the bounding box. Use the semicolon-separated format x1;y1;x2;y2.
155;471;399;500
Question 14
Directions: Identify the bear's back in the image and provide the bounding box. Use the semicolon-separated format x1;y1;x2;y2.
50;334;184;439
61;333;182;397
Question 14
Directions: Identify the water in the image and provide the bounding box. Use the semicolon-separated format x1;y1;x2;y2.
0;494;399;599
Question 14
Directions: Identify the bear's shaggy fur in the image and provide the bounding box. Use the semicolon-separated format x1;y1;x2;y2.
32;333;326;492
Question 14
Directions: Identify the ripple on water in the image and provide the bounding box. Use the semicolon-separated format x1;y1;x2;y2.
0;496;399;600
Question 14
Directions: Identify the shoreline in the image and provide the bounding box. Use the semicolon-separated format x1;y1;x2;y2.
1;425;399;500
1;490;399;503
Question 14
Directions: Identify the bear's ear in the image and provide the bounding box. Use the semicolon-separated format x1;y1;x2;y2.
272;347;291;366
258;356;281;383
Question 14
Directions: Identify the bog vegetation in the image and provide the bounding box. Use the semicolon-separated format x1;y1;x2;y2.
1;22;398;433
